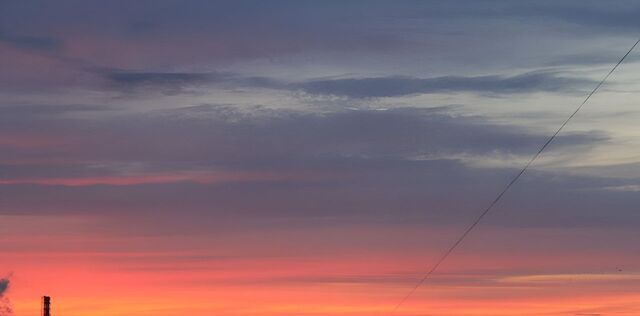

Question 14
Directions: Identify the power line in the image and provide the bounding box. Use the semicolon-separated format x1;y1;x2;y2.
391;37;640;314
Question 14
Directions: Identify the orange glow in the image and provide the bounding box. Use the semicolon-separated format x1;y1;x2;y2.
2;218;639;316
6;255;640;316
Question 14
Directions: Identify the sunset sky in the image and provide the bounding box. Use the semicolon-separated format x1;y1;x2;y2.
2;1;640;315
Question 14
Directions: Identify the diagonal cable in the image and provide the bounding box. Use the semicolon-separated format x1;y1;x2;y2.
391;37;640;314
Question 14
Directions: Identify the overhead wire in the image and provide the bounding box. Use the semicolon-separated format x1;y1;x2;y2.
390;37;640;314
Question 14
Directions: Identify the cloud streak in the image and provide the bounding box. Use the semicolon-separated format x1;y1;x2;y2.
0;170;322;187
293;72;596;97
1;104;631;232
0;105;606;178
0;32;62;52
98;69;597;98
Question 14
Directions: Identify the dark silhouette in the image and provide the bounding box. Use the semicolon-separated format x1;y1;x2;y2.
42;296;50;316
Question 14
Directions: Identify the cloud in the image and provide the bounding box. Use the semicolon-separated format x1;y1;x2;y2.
101;71;229;93
97;69;596;98
2;1;635;92
0;170;317;187
602;184;640;192
98;69;285;95
104;72;217;85
1;105;602;170
1;104;629;232
0;104;111;118
511;1;640;32
499;273;640;284
293;72;596;98
0;1;409;76
0;31;62;52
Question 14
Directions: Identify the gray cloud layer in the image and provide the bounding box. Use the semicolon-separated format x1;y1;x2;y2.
1;1;638;91
100;70;596;97
0;104;603;174
293;72;595;98
0;1;638;239
0;31;61;52
2;104;631;232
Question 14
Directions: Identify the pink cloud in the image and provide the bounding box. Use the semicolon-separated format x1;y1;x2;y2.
0;170;327;186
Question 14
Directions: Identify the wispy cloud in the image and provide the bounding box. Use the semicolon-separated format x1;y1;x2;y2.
499;273;640;284
0;31;62;52
292;72;596;98
97;69;597;98
0;170;323;187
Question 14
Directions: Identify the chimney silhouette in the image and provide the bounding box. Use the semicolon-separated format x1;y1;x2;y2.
42;296;51;316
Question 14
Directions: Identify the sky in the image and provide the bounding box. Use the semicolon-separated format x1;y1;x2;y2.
1;1;640;315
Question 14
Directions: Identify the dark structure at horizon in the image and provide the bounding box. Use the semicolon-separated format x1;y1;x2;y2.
42;296;50;316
